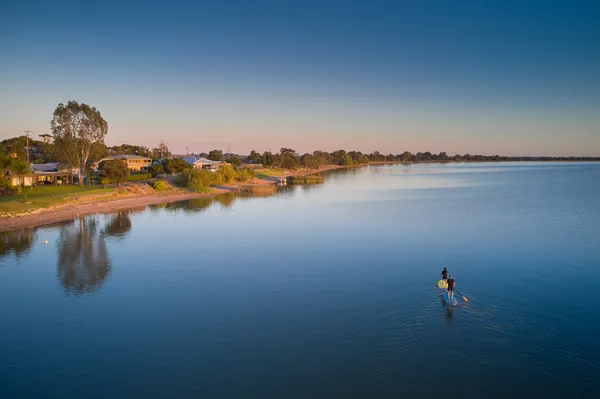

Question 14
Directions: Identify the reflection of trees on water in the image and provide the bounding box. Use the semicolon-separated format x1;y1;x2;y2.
57;217;111;295
275;185;298;198
166;197;215;213
102;212;132;239
149;203;168;214
214;191;237;209
0;228;36;261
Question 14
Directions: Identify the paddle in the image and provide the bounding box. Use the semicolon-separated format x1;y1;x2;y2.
455;287;469;302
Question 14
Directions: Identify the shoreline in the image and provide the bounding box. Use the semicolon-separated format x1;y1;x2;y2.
0;167;342;232
0;189;232;233
2;160;598;232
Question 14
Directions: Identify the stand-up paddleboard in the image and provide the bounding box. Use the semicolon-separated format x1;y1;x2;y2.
437;279;448;289
443;292;458;306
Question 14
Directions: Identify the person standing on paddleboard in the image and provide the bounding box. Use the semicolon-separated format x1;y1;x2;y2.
447;275;455;299
441;267;448;282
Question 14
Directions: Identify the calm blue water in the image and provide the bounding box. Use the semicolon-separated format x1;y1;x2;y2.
1;162;599;398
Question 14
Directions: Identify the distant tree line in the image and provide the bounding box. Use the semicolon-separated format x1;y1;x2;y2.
2;98;599;194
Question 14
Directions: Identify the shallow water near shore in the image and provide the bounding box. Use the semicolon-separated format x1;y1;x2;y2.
1;162;600;398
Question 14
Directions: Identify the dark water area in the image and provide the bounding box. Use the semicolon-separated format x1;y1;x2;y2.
1;162;599;398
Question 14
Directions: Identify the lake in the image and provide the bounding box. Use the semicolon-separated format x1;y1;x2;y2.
1;162;599;398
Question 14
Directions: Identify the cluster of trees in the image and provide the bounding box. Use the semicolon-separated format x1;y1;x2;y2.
106;143;171;159
175;164;256;193
246;148;600;169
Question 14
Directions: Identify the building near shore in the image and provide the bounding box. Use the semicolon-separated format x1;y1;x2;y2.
182;156;222;171
8;163;74;186
96;155;152;172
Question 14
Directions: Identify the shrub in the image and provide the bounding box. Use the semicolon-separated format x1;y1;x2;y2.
99;177;112;185
99;159;129;186
235;167;256;182
164;158;191;174
216;164;237;184
153;180;169;192
175;169;215;193
0;178;18;196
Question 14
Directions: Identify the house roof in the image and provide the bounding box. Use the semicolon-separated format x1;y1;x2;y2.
32;163;60;172
104;154;152;161
182;156;221;165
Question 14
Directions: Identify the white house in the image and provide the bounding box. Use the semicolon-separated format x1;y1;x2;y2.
182;157;222;171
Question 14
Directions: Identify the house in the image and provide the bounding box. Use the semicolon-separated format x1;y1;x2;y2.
96;155;152;172
32;163;75;185
7;163;74;187
182;156;222;171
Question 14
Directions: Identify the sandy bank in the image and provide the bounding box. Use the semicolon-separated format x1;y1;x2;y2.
0;189;233;233
0;164;364;232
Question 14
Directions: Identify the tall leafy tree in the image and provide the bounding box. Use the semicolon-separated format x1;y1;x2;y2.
248;150;263;163
51;101;108;184
207;149;224;161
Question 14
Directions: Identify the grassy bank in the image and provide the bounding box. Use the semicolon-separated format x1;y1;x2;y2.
0;185;117;215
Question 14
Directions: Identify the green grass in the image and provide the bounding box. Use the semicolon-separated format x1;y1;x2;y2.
0;185;117;214
128;173;153;181
255;168;286;177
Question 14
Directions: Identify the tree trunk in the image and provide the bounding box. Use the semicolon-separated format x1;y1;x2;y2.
78;167;84;185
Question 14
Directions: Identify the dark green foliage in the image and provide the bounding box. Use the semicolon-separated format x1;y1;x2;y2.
149;163;165;177
229;156;242;166
108;144;151;157
99;159;129;186
207;149;224;161
164;158;191;174
175;168;216;192
248;150;263;164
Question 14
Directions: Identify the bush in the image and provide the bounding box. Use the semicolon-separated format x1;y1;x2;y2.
228;157;242;166
99;159;129;186
153;180;169;192
235;167;255;182
175;169;215;193
216;164;237;184
128;173;152;181
0;178;18;196
99;177;112;185
164;158;191;174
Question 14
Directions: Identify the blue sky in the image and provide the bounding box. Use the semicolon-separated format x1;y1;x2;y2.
1;0;599;156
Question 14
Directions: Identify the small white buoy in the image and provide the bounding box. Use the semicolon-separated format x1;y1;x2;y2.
43;240;48;245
